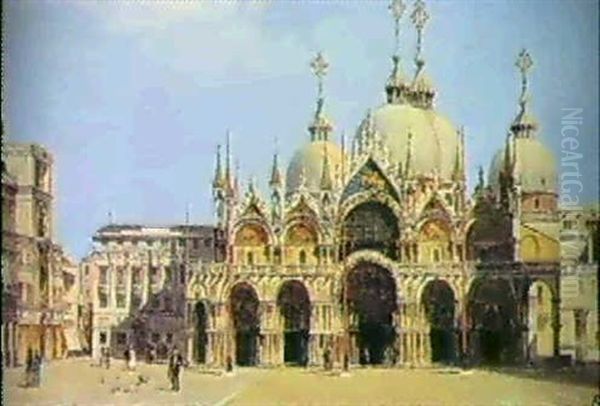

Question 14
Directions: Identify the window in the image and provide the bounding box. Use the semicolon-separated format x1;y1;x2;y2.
204;238;212;248
179;267;186;285
299;250;307;265
132;267;142;284
151;332;160;343
100;267;109;284
534;198;540;209
433;248;441;263
130;294;141;311
99;332;107;345
99;292;108;308
166;333;173;344
164;297;173;313
563;220;573;230
116;293;126;308
247;252;254;265
165;266;172;284
116;332;127;346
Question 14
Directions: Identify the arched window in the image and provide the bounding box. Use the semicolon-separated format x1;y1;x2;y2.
299;250;307;265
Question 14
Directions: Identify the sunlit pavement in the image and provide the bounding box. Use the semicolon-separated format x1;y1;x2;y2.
3;358;597;405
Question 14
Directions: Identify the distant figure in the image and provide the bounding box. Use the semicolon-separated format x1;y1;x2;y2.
127;345;137;371
36;352;44;386
343;353;349;372
323;345;332;371
225;355;233;373
104;347;111;369
168;348;184;392
24;348;33;387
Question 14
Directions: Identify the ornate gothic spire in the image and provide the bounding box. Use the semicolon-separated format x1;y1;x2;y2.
269;138;283;189
225;130;233;193
212;144;224;189
386;0;410;104
511;49;538;138
453;126;465;181
404;130;414;178
409;0;435;109
320;142;333;191
308;52;333;141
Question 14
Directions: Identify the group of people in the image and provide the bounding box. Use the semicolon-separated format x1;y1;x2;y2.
24;349;44;388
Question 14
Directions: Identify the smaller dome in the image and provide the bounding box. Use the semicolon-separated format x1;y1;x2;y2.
286;140;344;193
488;137;557;194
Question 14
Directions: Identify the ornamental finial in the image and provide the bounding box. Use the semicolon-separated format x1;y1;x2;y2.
389;0;406;56
516;48;533;106
310;51;329;100
411;0;429;70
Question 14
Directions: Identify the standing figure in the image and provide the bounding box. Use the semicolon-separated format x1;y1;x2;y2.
24;348;33;387
30;352;40;388
168;348;184;391
105;346;111;369
323;345;331;371
36;352;44;387
127;345;137;371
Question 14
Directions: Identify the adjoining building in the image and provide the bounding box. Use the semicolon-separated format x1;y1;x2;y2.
80;224;219;361
559;206;599;363
2;142;78;366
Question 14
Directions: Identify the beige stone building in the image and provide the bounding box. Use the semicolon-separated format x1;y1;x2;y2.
559;206;599;363
2;142;76;365
81;224;218;361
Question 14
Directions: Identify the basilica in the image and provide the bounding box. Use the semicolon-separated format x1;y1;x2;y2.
188;0;561;368
81;0;568;369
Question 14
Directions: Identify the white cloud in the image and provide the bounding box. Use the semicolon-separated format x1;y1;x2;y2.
78;1;308;85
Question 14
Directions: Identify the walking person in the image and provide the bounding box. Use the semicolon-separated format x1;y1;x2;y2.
36;352;44;387
30;352;40;388
24;348;33;387
168;348;184;392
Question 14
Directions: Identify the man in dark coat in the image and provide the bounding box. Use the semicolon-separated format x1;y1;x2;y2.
168;348;184;391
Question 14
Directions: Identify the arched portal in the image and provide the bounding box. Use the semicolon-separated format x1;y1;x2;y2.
230;283;260;366
468;278;519;364
277;280;311;366
527;281;554;360
194;301;208;364
342;202;399;259
345;262;397;365
421;280;456;364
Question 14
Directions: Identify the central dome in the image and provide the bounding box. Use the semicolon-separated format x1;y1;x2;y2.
357;103;459;180
286;140;343;193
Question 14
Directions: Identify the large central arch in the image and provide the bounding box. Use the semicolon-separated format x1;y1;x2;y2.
342;201;399;260
345;262;398;365
277;280;311;366
230;283;260;366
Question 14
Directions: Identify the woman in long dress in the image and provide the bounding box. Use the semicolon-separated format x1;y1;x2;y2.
127;345;137;371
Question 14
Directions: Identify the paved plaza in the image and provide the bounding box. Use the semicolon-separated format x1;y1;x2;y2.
3;358;597;405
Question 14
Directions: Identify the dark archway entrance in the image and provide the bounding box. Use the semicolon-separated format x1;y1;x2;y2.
421;280;456;364
194;301;208;364
346;262;397;365
230;283;260;366
277;280;311;366
342;201;399;259
468;278;519;365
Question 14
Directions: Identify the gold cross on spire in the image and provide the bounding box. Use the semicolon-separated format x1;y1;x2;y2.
310;51;329;99
411;0;429;65
389;0;406;55
516;48;533;102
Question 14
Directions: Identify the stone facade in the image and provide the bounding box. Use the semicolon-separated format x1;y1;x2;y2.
2;142;75;366
81;224;219;361
559;207;599;363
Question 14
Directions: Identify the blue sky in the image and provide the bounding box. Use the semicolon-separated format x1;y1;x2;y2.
4;0;598;259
